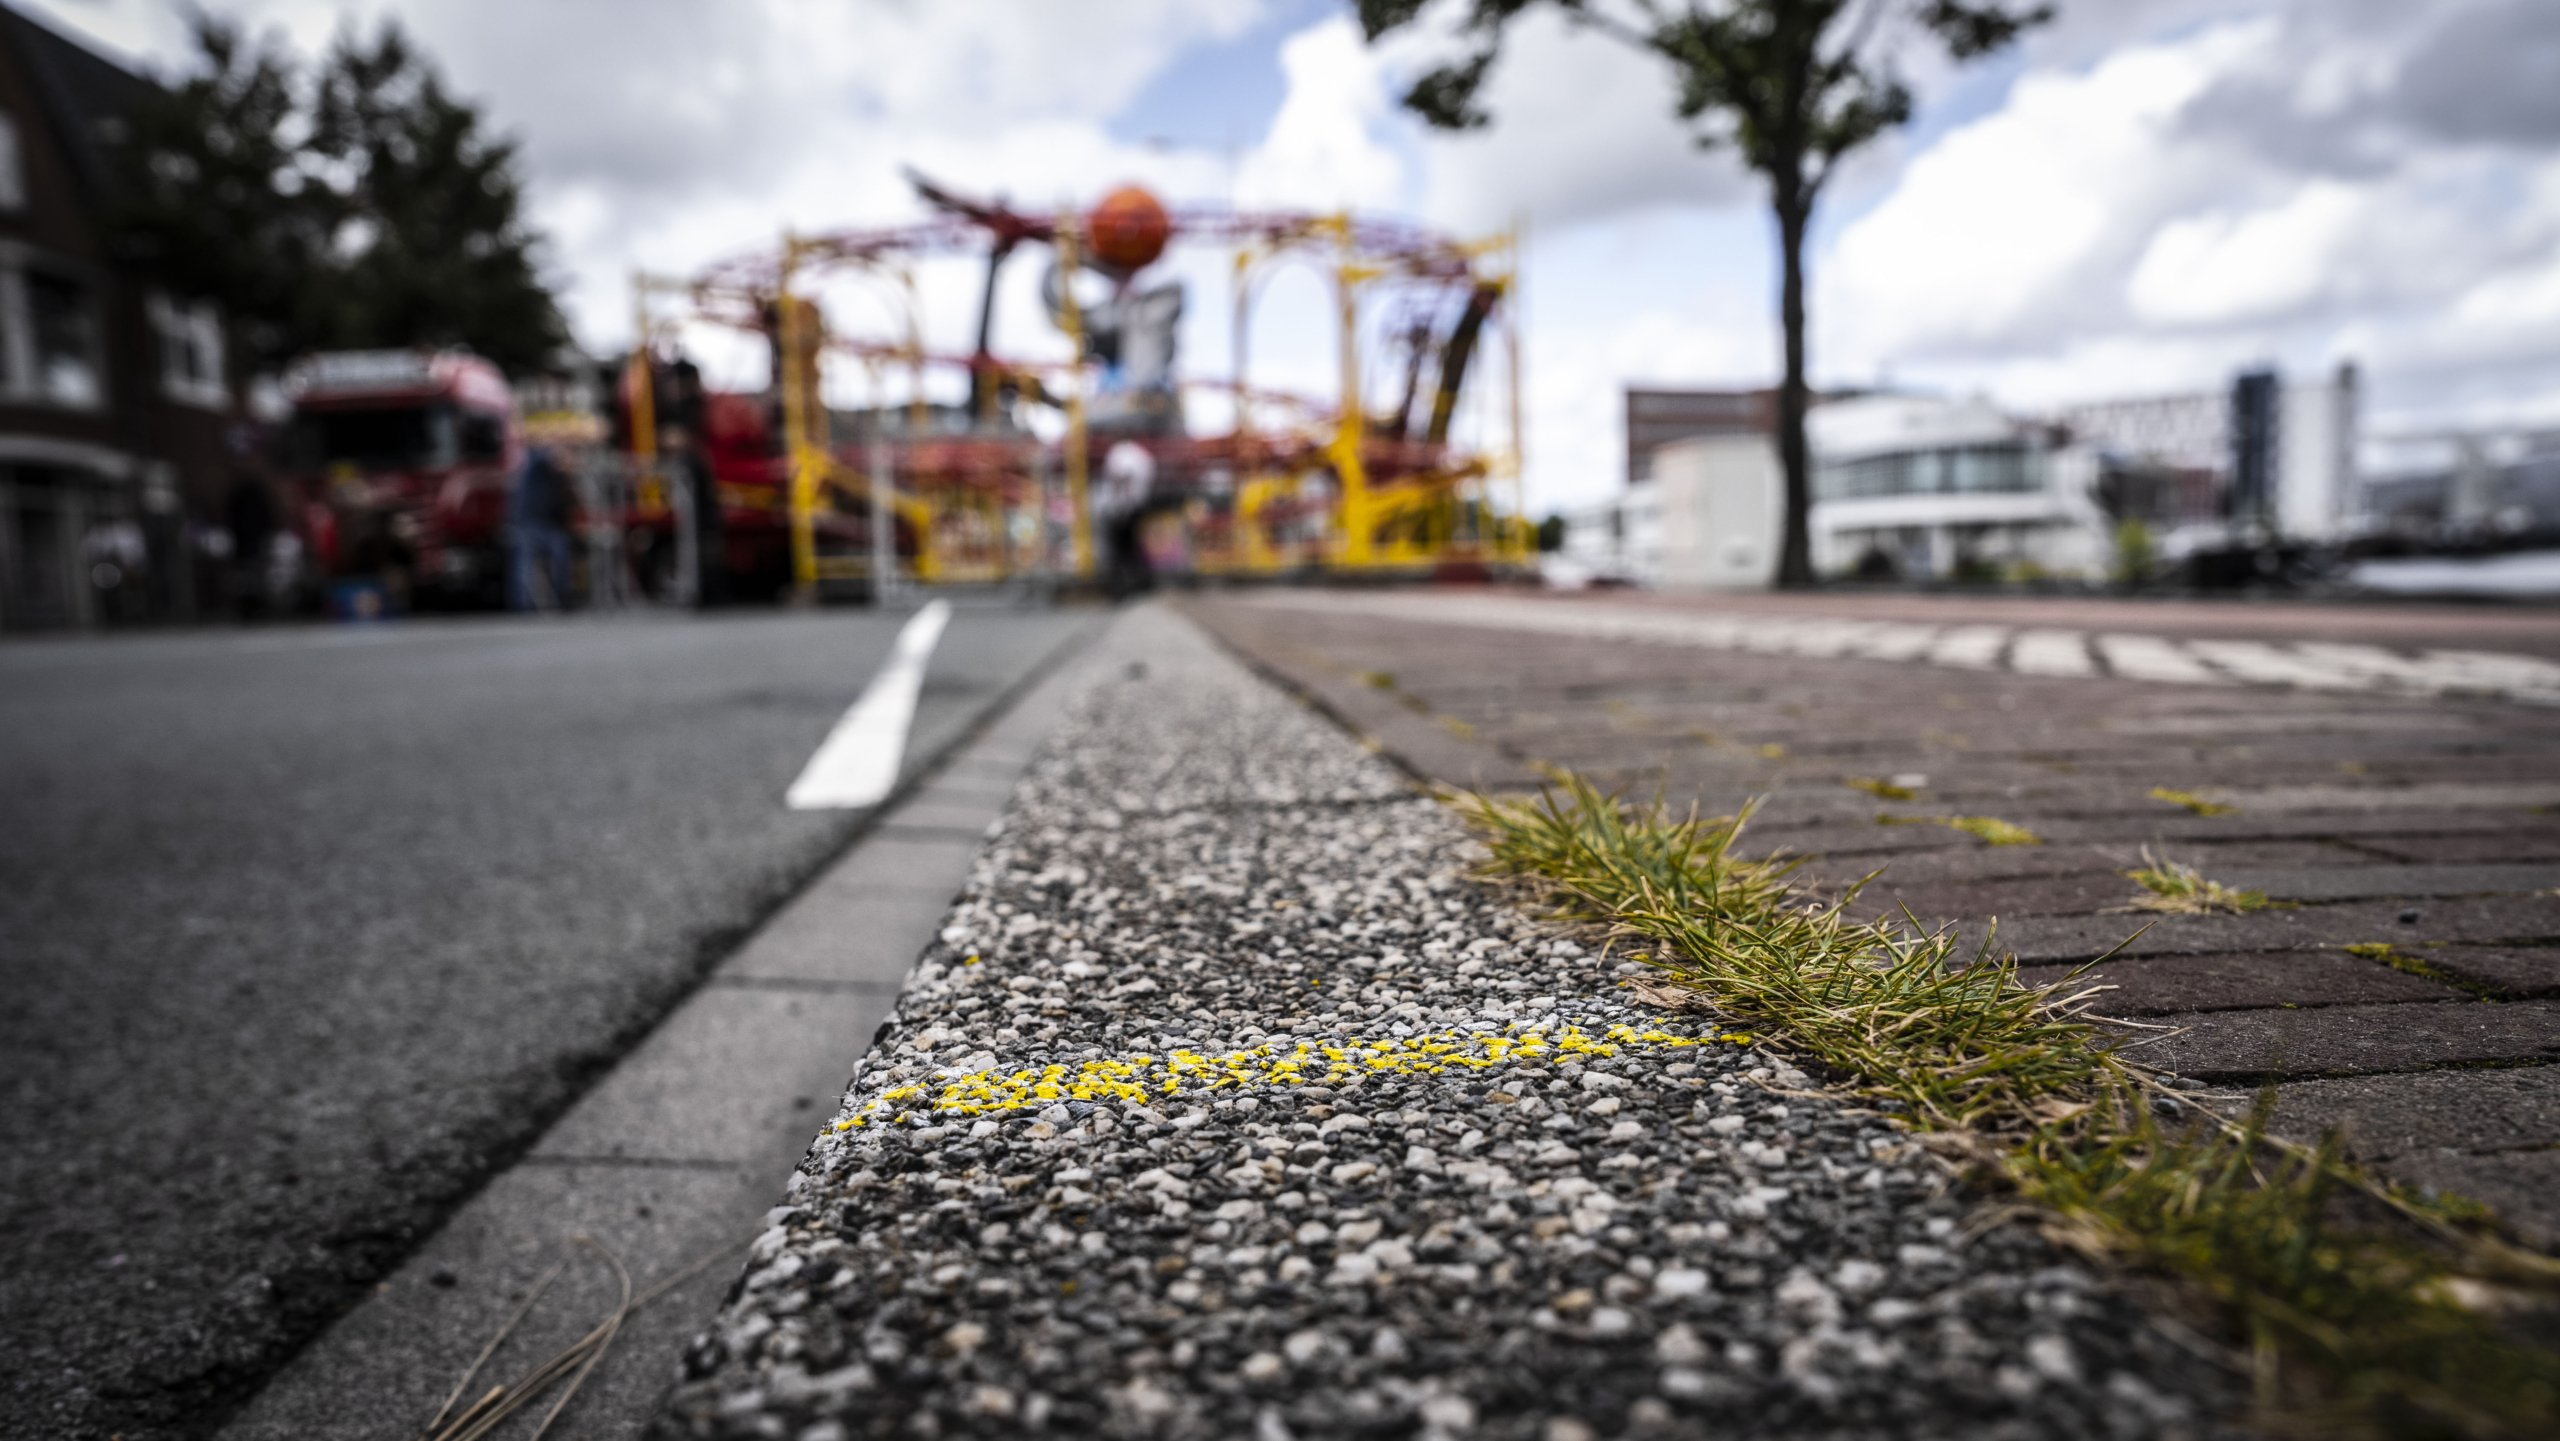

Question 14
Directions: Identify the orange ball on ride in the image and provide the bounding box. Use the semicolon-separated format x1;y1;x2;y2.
1085;186;1171;274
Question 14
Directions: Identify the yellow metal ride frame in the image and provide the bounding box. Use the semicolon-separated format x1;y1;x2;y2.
652;192;1531;597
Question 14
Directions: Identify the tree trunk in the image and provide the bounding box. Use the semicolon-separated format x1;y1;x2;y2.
1773;188;1815;588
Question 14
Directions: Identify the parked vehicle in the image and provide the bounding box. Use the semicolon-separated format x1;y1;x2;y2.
279;350;521;613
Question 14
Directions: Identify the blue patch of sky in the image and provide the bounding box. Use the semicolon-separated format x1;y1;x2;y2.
1107;0;1340;157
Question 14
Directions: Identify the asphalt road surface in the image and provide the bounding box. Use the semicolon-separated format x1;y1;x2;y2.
0;604;1094;1441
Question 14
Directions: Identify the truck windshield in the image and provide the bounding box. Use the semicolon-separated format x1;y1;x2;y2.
283;404;458;471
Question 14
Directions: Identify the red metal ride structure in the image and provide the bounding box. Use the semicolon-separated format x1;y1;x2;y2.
621;174;1527;598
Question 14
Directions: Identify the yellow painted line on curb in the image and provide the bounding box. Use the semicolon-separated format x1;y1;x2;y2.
837;1022;1755;1130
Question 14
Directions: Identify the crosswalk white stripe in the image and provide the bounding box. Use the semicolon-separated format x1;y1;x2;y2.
2415;649;2560;701
2184;639;2378;691
1927;625;2010;669
784;600;953;810
1842;623;1940;660
1228;591;2557;705
2094;633;2227;685
2010;629;2096;676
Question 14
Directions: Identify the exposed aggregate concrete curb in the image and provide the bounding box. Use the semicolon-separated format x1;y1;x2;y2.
656;606;2234;1440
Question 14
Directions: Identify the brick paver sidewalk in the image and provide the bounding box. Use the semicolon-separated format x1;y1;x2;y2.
1181;589;2560;1247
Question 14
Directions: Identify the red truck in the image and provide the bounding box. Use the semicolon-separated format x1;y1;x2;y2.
279;349;522;613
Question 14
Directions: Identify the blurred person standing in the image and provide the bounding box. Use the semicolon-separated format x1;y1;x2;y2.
660;358;725;608
509;442;575;611
223;472;276;618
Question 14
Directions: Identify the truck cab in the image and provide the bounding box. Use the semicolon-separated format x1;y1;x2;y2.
280;350;521;611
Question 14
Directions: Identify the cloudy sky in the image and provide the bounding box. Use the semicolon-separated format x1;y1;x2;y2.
26;0;2560;512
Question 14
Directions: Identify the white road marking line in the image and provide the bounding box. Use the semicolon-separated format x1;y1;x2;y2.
2094;633;2227;685
2010;629;2096;677
785;600;953;810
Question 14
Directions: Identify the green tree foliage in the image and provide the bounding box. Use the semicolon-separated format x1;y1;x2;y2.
1357;1;2050;587
111;15;565;375
106;18;329;372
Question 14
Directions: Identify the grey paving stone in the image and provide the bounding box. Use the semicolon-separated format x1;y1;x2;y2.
2423;945;2560;998
1803;840;2372;887
883;797;1009;834
2343;830;2560;864
2017;950;2460;1017
817;835;983;894
720;886;953;985
1790;845;2130;889
940;752;1041;786
1990;895;2560;963
2213;863;2560;901
2137;1000;2560;1081
2257;1066;2560;1161
531;987;884;1164
2361;1147;2560;1250
1854;873;2160;923
909;773;1023;806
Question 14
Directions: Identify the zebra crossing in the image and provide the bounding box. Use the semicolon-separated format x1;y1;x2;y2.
1244;590;2560;706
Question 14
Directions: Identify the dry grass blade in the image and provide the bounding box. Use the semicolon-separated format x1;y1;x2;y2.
412;1257;568;1441
528;1238;630;1441
419;1236;743;1441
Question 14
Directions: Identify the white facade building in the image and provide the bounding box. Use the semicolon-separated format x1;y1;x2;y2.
2275;368;2358;540
1581;369;2362;590
1807;393;2106;581
1649;433;1779;588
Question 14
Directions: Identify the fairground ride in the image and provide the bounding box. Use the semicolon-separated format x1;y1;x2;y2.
621;177;1530;597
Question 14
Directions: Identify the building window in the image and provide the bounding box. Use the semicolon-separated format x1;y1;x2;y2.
24;269;101;409
149;293;226;409
1816;443;2040;501
0;112;21;211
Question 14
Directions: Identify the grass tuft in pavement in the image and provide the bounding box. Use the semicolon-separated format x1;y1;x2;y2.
2346;942;2506;1002
1453;774;2560;1441
2152;785;2241;817
1876;810;2046;846
2019;1099;2560;1439
2115;847;2273;914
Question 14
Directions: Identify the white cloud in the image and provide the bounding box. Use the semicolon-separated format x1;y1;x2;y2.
1234;16;1403;212
2125;177;2369;326
1402;7;1755;236
1817;3;2560;442
1822;22;2258;362
25;0;2560;500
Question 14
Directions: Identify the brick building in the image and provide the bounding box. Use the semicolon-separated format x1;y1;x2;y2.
0;5;236;630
